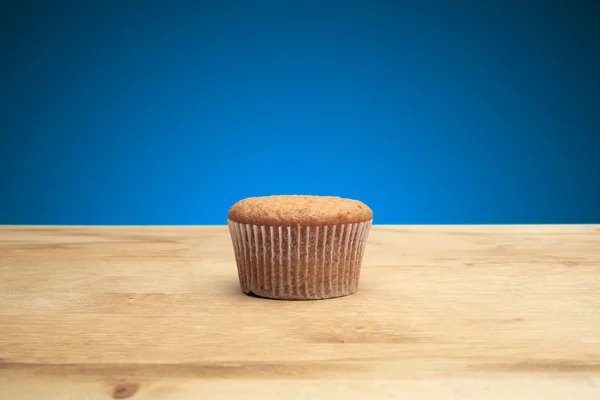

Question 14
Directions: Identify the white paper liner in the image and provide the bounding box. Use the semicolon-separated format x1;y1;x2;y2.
228;220;372;300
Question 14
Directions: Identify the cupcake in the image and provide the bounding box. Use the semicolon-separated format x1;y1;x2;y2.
227;195;373;300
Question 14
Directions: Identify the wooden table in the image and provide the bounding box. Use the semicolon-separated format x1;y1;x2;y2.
1;225;599;399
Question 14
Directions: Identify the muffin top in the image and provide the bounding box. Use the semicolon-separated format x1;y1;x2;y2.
228;195;373;226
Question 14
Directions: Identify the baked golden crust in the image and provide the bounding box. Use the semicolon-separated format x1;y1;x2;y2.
228;195;373;226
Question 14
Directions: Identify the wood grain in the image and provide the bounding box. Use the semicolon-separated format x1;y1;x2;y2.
0;225;599;399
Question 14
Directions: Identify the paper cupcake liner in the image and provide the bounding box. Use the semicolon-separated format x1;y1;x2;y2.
227;220;372;300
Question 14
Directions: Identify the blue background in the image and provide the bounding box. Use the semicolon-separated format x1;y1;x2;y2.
1;0;599;225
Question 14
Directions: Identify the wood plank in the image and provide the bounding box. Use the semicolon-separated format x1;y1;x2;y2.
1;225;599;399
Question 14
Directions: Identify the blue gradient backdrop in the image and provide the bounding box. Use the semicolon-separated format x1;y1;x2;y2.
1;0;599;225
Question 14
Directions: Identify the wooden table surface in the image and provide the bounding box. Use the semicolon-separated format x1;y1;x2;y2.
1;225;599;399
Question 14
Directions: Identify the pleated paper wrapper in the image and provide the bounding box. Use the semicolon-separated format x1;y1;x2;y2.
228;220;372;300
